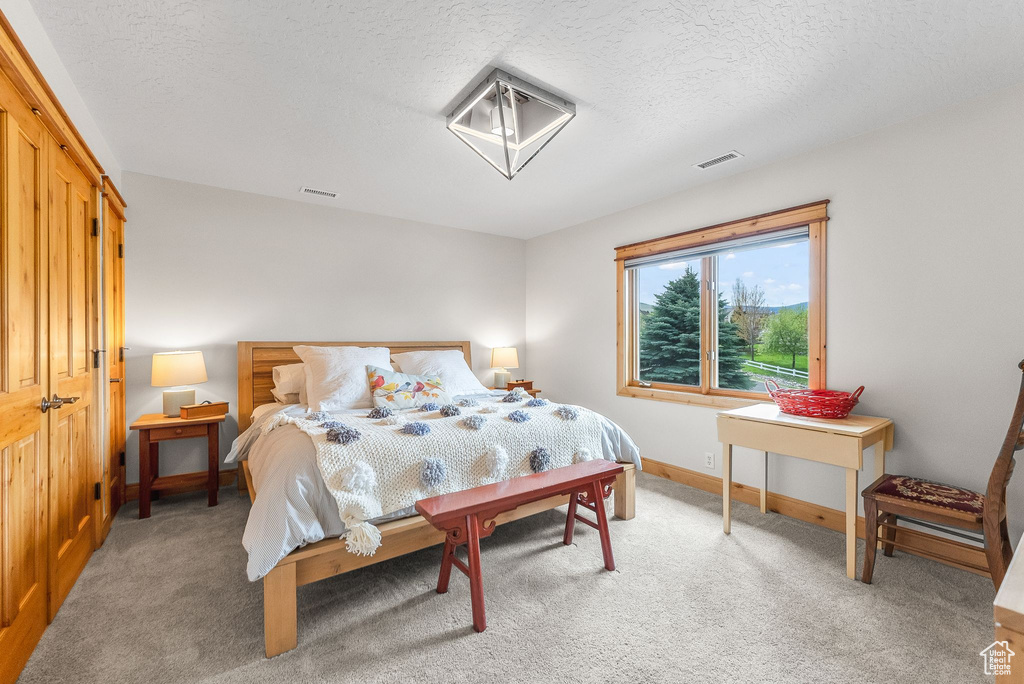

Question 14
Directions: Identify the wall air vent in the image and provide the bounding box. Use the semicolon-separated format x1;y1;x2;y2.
693;150;744;170
300;186;337;199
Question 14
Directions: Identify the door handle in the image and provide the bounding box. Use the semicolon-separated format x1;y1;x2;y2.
109;378;123;383
40;394;79;413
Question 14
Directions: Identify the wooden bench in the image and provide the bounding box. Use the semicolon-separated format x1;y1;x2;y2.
415;459;625;632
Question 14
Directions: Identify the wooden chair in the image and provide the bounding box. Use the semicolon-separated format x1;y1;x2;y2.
862;360;1024;589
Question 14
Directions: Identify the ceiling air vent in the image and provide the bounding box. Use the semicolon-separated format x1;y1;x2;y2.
300;186;337;199
693;150;744;170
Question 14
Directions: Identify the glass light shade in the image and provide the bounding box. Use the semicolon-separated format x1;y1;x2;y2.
490;347;519;370
447;69;576;180
490;110;511;136
151;351;208;387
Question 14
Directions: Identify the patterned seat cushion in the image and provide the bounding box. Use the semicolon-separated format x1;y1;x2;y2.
873;475;984;517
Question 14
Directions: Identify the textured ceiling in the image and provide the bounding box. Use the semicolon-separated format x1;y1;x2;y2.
28;0;1024;238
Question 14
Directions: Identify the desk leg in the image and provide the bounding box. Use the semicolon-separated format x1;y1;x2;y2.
723;443;733;534
873;441;886;482
760;451;768;514
846;468;857;580
138;430;151;519
874;441;886;549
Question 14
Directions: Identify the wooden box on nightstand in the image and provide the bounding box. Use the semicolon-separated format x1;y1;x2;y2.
491;380;541;397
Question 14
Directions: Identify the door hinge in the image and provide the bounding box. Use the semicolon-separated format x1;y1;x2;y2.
91;218;98;236
119;451;125;467
118;243;124;258
94;481;102;500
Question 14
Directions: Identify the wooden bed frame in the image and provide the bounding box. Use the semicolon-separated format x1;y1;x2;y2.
236;340;637;657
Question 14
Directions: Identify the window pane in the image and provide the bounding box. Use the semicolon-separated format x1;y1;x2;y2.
716;237;810;391
636;259;701;387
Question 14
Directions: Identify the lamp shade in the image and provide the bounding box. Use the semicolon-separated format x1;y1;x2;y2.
151;351;208;387
490;347;519;370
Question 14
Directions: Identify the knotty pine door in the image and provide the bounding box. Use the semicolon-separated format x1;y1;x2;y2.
47;144;99;619
99;185;126;541
0;68;51;684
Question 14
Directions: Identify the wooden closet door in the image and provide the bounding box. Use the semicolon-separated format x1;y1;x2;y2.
47;145;98;619
99;188;125;542
0;72;50;684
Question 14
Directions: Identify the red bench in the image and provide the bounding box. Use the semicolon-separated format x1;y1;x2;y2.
414;459;625;632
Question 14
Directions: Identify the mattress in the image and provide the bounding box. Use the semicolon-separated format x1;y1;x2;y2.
226;391;641;581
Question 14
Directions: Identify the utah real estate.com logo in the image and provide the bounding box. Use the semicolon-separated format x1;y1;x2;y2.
981;641;1015;676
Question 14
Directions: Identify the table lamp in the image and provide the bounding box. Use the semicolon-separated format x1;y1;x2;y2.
490;347;519;389
151;351;208;416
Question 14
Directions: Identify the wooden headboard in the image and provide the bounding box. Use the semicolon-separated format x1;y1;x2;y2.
237;340;473;431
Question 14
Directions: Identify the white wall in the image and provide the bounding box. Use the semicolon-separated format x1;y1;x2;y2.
120;82;1024;534
525;83;1024;536
122;172;526;482
3;0;121;181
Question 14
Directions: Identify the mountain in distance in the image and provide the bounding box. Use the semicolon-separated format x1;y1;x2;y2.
765;302;808;314
639;301;807;315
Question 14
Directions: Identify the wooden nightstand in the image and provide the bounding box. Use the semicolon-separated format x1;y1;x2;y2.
490;380;541;398
129;413;226;519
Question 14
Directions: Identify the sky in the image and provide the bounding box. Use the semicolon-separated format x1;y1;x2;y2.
638;239;809;308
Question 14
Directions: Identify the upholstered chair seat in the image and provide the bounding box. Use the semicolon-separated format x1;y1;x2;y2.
871;475;984;524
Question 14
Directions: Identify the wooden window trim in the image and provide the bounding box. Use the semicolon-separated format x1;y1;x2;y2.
615;201;828;409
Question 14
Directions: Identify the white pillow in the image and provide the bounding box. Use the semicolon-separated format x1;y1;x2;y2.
392;349;489;397
271;363;306;404
293;345;391;411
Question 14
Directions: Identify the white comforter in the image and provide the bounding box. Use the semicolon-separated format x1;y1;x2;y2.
227;391;641;581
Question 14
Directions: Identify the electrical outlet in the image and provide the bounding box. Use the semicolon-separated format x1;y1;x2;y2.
704;452;715;469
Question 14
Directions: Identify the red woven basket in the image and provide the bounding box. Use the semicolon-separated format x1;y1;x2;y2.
764;380;864;419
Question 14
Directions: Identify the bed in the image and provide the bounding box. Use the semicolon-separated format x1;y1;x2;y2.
233;340;638;657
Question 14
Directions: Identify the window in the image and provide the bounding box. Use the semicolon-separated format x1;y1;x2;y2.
616;201;828;407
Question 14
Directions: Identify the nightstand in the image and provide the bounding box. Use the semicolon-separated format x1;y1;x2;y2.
490;380;541;398
129;413;226;519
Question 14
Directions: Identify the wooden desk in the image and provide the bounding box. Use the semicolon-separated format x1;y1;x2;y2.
717;403;894;579
129;413;226;519
995;549;1024;681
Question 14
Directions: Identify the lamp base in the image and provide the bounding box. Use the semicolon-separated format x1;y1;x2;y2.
493;370;511;389
163;388;196;417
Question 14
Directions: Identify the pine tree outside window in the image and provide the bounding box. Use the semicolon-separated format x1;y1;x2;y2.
615;202;829;408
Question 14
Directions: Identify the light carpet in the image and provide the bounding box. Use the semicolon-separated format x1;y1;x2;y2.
19;473;994;683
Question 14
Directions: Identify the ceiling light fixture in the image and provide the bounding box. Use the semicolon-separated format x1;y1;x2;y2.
447;68;575;180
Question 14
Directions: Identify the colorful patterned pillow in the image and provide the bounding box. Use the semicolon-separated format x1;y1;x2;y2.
366;365;451;410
